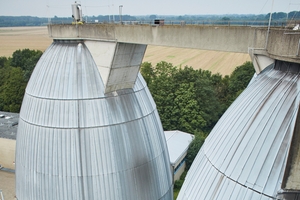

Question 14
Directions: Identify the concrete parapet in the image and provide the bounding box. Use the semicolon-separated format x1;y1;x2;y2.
267;29;300;64
48;24;300;73
48;24;257;53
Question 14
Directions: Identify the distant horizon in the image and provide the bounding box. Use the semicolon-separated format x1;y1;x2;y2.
0;11;296;18
0;0;293;18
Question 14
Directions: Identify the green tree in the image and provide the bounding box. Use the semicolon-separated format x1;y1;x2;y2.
0;67;26;112
288;11;300;20
173;171;187;199
140;61;255;134
173;66;200;87
222;17;230;21
142;63;226;133
0;49;43;112
172;67;222;132
265;12;287;20
174;83;206;133
185;132;206;170
0;57;8;68
11;48;43;81
149;15;157;20
140;62;155;85
149;61;178;130
141;60;256;193
227;61;255;103
193;70;222;132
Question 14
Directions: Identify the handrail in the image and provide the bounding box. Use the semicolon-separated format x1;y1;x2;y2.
48;19;293;28
0;189;4;200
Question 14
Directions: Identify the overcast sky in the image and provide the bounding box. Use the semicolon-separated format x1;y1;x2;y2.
0;0;297;17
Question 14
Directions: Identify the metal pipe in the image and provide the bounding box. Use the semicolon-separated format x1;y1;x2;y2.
0;189;4;200
119;5;123;24
265;0;274;49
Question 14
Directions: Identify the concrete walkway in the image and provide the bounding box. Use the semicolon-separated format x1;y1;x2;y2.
0;171;15;200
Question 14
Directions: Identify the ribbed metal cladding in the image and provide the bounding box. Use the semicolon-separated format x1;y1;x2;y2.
15;41;173;200
178;64;300;200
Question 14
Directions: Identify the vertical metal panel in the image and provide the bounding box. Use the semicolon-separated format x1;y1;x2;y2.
178;64;300;199
105;43;147;93
16;41;172;199
85;41;147;93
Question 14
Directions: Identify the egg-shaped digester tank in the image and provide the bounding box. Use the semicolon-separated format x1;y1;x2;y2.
177;63;300;199
15;40;173;200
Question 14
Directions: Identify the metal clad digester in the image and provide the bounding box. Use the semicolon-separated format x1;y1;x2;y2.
15;40;173;200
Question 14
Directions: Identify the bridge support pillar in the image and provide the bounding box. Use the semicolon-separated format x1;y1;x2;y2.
84;40;147;93
249;48;275;74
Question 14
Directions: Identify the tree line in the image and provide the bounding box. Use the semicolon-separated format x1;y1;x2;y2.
141;61;254;175
141;61;254;135
0;47;254;142
0;48;255;121
1;11;300;26
0;49;43;112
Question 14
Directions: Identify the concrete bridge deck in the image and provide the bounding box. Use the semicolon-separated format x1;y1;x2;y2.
48;24;300;67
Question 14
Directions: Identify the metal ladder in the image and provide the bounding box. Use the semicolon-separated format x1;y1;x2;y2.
0;189;4;200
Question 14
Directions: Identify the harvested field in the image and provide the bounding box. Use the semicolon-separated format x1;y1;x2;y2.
0;26;52;57
144;46;251;75
0;26;251;75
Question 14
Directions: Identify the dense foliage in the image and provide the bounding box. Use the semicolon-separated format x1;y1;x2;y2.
173;171;187;199
185;132;206;170
0;16;48;27
141;61;255;178
141;61;255;134
0;49;254;119
0;48;254;150
0;15;137;27
0;49;43;112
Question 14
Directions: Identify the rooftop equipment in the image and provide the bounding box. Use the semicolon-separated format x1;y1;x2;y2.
71;1;83;22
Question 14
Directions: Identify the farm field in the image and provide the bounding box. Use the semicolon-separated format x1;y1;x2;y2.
0;26;52;57
144;46;251;75
0;26;251;75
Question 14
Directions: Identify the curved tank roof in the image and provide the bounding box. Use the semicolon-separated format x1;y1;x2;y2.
16;40;173;199
178;63;300;199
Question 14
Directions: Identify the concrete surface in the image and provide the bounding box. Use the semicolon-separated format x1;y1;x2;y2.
0;112;18;140
0;171;15;200
48;24;300;65
0;111;18;170
0;138;15;170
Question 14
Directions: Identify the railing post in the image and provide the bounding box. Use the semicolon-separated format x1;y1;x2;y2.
0;189;4;200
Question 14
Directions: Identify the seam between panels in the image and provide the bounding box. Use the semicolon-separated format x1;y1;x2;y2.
19;108;158;130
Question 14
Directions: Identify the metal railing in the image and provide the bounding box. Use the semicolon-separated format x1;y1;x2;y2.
120;20;290;27
49;19;298;28
0;189;4;200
